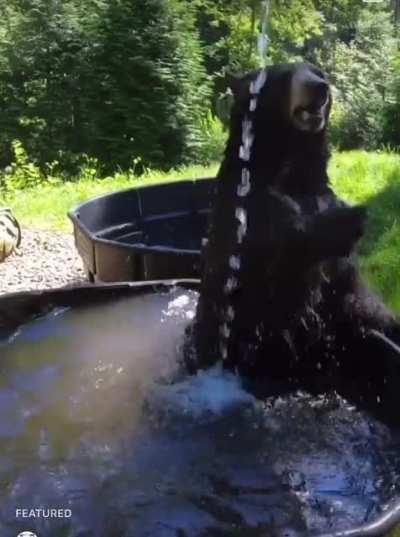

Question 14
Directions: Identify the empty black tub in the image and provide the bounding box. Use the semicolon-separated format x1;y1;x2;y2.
68;178;215;282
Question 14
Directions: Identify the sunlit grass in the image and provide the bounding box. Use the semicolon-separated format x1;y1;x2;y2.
330;150;400;311
1;150;400;310
0;163;218;232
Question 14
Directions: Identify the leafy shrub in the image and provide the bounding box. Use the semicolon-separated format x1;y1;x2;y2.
327;11;396;150
1;140;44;191
0;140;68;192
382;55;400;148
328;99;346;149
0;0;211;172
196;111;227;164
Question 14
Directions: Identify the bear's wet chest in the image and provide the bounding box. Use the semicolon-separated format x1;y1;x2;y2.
242;190;334;257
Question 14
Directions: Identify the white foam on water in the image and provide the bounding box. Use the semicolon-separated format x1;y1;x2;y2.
147;364;256;422
169;295;190;309
162;292;196;322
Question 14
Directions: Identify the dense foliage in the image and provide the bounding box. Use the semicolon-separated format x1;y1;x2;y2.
0;0;211;172
0;0;400;179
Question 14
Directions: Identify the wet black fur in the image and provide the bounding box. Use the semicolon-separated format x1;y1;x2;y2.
189;63;400;422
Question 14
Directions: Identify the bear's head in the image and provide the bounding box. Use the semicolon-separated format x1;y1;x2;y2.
228;62;331;135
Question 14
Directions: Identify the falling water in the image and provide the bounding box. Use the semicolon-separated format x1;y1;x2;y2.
220;1;271;361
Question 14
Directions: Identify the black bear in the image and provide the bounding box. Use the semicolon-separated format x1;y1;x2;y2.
189;63;400;421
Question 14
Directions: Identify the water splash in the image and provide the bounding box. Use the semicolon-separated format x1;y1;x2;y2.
148;364;256;423
220;1;271;361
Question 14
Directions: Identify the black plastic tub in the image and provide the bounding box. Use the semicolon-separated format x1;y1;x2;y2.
68;178;216;282
1;281;400;537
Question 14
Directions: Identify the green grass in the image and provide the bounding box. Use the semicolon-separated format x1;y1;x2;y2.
1;150;400;310
0;163;219;232
329;150;400;311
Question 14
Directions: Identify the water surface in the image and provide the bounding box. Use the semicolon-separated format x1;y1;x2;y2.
0;288;399;537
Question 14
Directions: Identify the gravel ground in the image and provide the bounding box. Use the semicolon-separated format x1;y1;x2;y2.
0;228;87;295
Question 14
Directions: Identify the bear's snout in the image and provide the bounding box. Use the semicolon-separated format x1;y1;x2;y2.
289;64;331;134
309;80;329;110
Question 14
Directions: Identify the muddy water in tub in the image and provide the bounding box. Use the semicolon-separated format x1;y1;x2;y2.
0;287;400;537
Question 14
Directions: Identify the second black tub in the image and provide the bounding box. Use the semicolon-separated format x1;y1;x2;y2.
69;178;216;282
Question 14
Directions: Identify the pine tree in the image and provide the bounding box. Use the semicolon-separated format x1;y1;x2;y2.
0;0;211;171
90;0;210;169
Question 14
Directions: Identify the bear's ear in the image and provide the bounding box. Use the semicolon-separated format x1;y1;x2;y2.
225;72;249;103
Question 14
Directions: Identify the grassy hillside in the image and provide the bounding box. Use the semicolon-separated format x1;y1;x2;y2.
1;150;400;309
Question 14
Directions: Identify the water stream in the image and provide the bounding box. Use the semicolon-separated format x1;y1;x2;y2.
220;1;270;360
